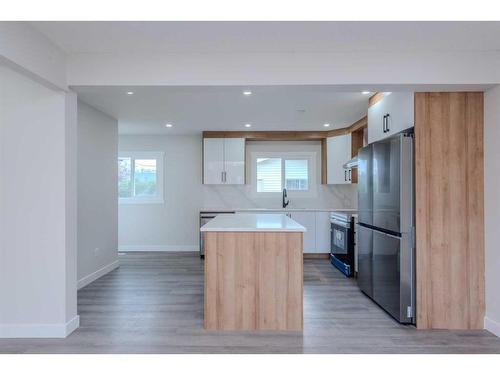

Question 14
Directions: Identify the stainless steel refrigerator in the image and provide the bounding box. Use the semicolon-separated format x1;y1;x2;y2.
357;132;415;324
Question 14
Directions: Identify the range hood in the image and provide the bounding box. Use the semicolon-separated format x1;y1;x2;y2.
343;156;358;169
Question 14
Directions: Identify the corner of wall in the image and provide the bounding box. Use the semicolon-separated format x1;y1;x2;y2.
485;316;500;337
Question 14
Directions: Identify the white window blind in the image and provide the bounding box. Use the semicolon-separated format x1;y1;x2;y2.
257;158;282;192
256;156;310;193
285;159;309;190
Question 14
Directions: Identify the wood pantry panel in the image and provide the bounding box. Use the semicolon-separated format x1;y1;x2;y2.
415;92;484;330
204;231;303;330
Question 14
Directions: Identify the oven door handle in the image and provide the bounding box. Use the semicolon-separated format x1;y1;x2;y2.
330;219;351;229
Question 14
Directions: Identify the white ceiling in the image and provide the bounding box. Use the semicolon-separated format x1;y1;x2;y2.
53;22;498;135
73;86;369;135
32;21;500;54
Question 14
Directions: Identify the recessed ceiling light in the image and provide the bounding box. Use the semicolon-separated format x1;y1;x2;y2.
243;91;252;96
244;123;252;128
126;91;134;95
323;123;331;127
165;123;173;128
361;91;370;95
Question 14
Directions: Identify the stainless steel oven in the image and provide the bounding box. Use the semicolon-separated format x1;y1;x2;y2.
330;212;355;277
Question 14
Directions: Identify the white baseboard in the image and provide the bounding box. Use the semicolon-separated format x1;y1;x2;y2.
118;245;198;252
485;316;500;337
77;260;120;290
0;315;79;338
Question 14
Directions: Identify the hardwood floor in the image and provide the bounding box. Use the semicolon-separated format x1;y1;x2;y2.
1;252;500;354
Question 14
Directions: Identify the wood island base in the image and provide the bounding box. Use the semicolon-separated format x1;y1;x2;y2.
204;231;304;331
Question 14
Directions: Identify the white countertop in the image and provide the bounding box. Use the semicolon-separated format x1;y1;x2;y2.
200;213;306;232
200;208;357;213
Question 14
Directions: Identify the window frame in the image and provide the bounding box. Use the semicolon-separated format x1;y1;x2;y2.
118;151;165;205
251;151;316;197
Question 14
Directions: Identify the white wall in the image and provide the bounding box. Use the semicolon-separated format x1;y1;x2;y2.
118;135;203;251
203;140;356;210
118;136;355;251
484;85;500;337
0;64;78;338
77;101;119;288
65;91;78;324
67;50;500;87
0;22;67;90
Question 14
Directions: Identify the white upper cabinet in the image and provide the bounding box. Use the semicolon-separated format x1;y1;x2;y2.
203;138;225;184
223;138;245;184
326;133;352;185
203;138;245;184
368;92;414;144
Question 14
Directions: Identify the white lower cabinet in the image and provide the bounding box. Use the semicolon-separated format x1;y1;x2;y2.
314;211;331;253
236;210;332;253
287;211;316;253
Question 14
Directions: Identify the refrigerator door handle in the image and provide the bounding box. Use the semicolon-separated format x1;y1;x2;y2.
358;222;401;239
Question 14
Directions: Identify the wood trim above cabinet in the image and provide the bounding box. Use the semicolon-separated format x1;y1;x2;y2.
321;138;328;184
203;131;329;140
202;116;367;141
203;116;368;185
368;92;386;107
345;115;368;133
349;127;364;184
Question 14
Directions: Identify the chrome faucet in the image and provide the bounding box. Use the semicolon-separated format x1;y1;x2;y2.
282;188;290;208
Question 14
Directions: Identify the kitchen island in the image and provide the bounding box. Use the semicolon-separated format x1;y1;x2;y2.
200;213;306;331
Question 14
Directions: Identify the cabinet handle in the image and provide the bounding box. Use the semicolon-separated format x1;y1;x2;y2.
223;171;227;183
383;114;387;133
349;169;352;181
344;170;347;181
221;171;224;183
384;113;390;133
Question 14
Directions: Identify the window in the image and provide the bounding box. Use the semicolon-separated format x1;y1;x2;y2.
118;151;164;204
285;159;309;191
257;158;282;192
256;154;311;193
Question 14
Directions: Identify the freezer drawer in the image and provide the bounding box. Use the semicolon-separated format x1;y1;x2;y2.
372;230;413;323
356;224;373;299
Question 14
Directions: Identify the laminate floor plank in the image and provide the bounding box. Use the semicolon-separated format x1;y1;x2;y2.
1;252;499;354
